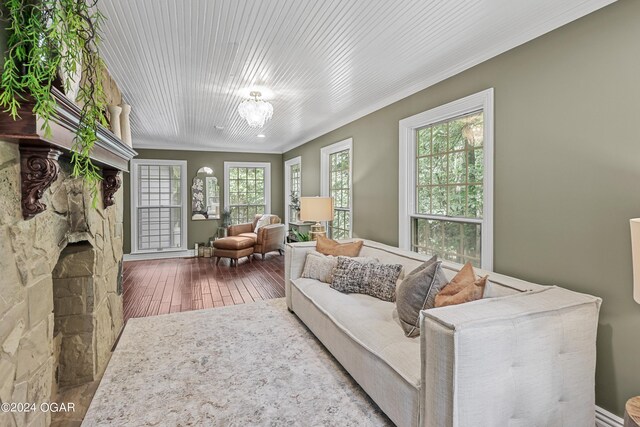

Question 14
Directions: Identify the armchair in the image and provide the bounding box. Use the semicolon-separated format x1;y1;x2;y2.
227;214;285;259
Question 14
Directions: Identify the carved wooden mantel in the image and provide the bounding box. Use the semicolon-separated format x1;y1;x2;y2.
0;87;137;218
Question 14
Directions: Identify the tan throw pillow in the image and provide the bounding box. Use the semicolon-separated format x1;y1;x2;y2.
435;262;488;308
315;235;363;257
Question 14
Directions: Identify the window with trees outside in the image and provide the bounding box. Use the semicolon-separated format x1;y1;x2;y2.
321;139;352;239
224;162;271;225
130;159;187;254
284;157;301;226
399;89;493;270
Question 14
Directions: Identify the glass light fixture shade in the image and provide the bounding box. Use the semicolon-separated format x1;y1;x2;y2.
237;93;274;128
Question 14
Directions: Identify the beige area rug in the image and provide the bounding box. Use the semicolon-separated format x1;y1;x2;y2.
82;298;392;426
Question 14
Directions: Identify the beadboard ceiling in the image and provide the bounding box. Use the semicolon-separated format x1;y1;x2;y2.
98;0;616;154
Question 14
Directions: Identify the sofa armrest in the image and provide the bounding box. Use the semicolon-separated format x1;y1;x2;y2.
228;222;252;236
419;286;601;427
284;241;317;310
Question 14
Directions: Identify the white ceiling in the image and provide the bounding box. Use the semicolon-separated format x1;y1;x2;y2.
98;0;616;154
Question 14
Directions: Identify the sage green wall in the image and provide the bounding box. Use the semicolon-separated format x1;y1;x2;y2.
123;149;284;253
284;0;640;417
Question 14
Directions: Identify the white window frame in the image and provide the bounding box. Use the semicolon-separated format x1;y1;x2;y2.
130;159;188;255
321;138;353;239
284;156;302;228
224;161;272;219
398;88;494;270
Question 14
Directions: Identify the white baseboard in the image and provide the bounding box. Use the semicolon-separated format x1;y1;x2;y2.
123;250;195;261
596;405;623;427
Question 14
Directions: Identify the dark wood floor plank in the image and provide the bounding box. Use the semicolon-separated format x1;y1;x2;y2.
122;254;285;320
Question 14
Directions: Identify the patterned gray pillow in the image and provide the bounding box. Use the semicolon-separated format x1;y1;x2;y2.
395;256;448;337
301;252;379;284
331;256;403;302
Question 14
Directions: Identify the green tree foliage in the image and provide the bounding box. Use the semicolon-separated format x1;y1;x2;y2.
414;112;484;265
228;167;266;223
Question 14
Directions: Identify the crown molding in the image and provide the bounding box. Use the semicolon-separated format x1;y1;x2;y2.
133;141;283;155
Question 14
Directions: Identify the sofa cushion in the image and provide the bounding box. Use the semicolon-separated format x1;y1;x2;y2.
238;232;257;242
212;236;255;250
396;256;448;337
291;277;421;387
316;236;363;257
331;257;403;302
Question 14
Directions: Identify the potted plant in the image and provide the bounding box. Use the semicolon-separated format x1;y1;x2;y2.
218;208;231;238
0;0;108;205
291;229;311;242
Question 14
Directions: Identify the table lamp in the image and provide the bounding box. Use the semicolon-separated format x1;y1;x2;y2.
300;197;334;240
631;219;640;303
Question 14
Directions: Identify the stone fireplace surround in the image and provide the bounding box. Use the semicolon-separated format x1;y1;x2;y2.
0;140;124;427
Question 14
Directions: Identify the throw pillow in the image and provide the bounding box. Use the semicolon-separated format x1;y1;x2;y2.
331;256;403;302
395;256;449;337
301;252;337;283
315;235;363;257
434;262;489;308
301;252;379;284
254;214;271;233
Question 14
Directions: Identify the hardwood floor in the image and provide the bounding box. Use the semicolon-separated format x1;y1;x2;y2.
122;253;285;321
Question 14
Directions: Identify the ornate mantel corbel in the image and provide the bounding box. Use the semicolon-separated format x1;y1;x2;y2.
20;145;63;219
102;169;121;208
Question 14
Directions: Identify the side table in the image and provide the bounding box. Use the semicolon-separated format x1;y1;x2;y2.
626;397;640;427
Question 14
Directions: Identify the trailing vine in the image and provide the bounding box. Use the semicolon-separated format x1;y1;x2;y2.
0;0;107;205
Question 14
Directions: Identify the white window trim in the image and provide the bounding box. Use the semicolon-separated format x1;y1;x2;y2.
223;161;272;215
320;138;353;239
284;156;302;228
398;88;494;270
130;159;188;255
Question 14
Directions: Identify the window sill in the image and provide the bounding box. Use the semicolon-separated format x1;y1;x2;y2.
124;249;195;261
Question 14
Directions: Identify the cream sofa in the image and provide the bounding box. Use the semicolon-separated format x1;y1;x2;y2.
285;240;601;427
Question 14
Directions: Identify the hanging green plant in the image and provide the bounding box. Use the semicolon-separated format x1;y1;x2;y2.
0;0;107;205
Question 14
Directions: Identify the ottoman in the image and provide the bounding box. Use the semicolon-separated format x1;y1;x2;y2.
213;236;255;267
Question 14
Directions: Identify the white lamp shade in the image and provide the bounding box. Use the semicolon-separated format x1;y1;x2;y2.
300;197;333;222
631;219;640;304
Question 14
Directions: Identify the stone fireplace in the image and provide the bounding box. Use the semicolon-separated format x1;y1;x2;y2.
0;140;125;427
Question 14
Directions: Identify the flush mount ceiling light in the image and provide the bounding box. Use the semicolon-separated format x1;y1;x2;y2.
237;91;273;128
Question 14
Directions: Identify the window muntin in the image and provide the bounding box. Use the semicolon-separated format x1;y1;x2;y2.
228;166;267;224
329;149;351;239
412;111;484;266
289;162;301;222
133;162;185;252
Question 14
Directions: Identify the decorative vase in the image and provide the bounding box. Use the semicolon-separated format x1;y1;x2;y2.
107;105;122;138
119;103;132;146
